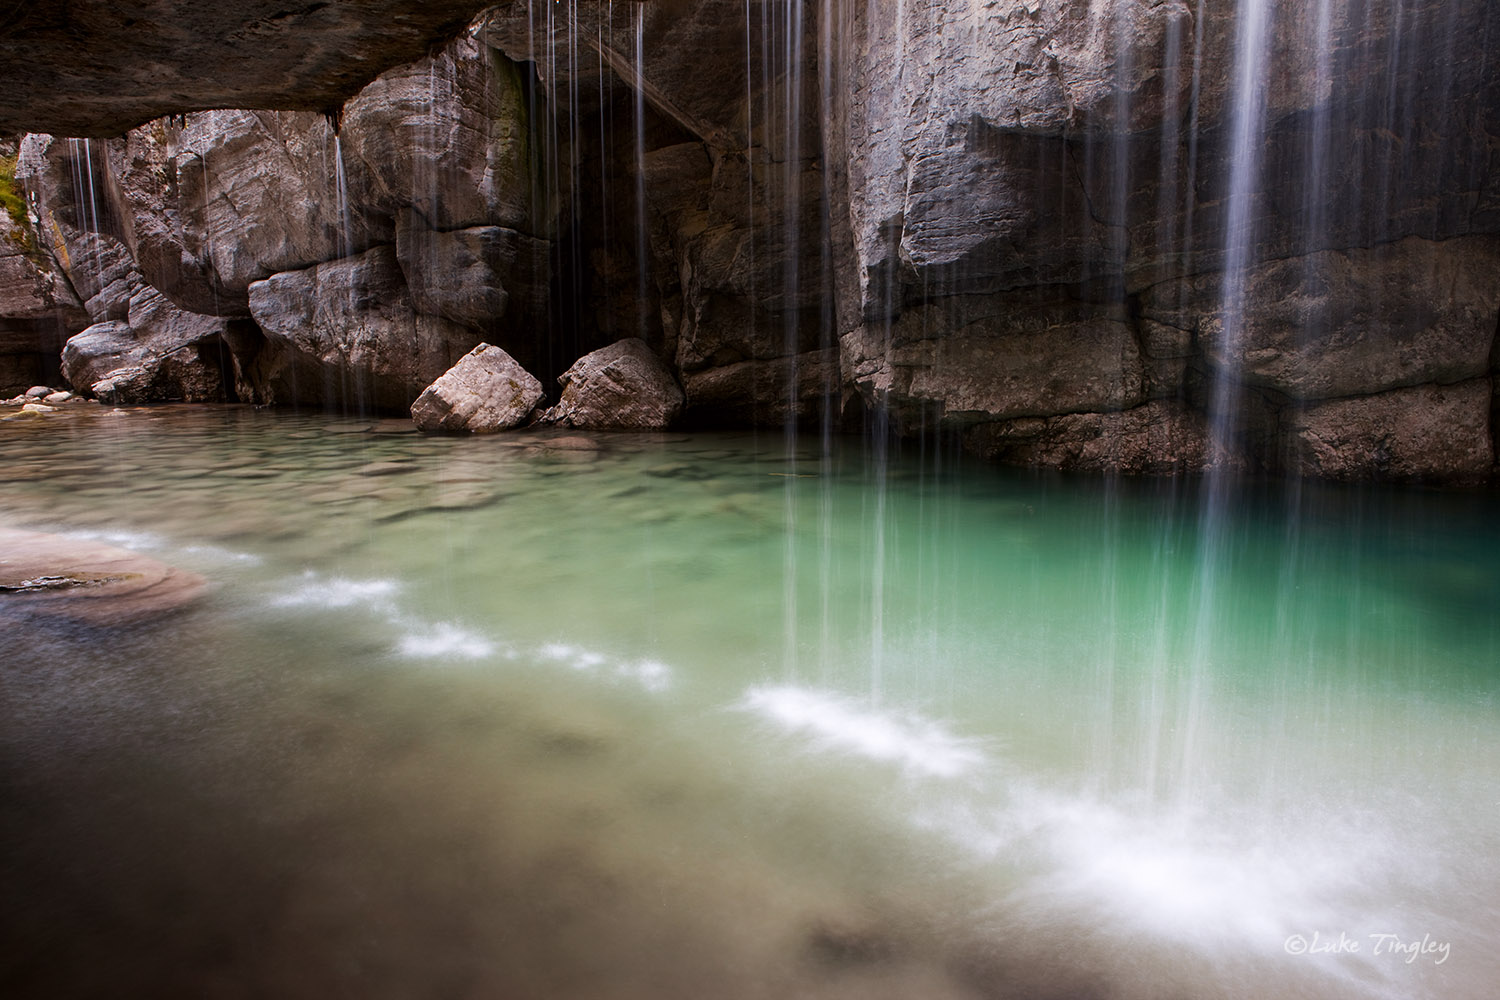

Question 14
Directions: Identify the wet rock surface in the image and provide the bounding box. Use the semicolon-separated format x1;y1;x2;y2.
0;526;206;624
1;2;1497;481
410;342;543;433
248;245;483;412
541;338;684;431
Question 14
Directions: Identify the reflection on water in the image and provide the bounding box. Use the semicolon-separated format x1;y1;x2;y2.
1;405;1497;999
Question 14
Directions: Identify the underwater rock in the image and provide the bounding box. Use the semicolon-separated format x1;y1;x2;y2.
410;342;543;433
0;526;207;625
541;339;683;431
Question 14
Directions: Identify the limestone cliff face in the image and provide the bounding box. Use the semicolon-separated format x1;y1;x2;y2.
0;0;1496;483
825;0;1500;482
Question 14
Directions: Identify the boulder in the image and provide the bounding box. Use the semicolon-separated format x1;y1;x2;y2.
247;245;482;412
410;342;543;433
542;338;683;430
60;287;240;403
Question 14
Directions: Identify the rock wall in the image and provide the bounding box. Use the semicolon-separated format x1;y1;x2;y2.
1;0;1497;483
824;0;1500;483
6;27;558;410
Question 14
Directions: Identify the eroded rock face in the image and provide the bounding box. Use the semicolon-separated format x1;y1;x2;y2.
248;245;483;412
683;348;840;429
395;214;551;337
410;342;543;432
342;36;535;234
168;110;392;310
3;1;1496;482
0;171;87;394
843;295;1148;432
542;338;683;430
822;0;1500;480
964;400;1214;477
61;287;241;403
1141;236;1500;401
0;0;500;137
1285;380;1494;483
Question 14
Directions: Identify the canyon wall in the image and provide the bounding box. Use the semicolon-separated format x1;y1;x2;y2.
1;0;1497;482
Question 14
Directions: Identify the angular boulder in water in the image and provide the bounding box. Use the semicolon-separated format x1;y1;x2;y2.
542;338;684;431
410;343;543;433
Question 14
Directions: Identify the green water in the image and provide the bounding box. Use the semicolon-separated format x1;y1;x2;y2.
2;405;1497;999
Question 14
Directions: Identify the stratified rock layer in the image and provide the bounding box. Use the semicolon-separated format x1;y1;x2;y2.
0;1;498;137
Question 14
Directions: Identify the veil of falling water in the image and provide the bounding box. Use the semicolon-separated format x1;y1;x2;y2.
3;3;1500;1000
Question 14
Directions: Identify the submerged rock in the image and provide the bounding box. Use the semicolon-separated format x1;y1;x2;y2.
410;342;543;433
0;526;207;625
541;339;684;431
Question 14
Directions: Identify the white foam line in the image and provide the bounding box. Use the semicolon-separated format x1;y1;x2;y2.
65;528;165;550
914;779;1413;975
182;544;263;565
270;571;400;611
396;622;497;660
740;685;986;780
537;642;674;692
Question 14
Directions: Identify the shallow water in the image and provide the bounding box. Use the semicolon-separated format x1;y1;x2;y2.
2;405;1497;999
